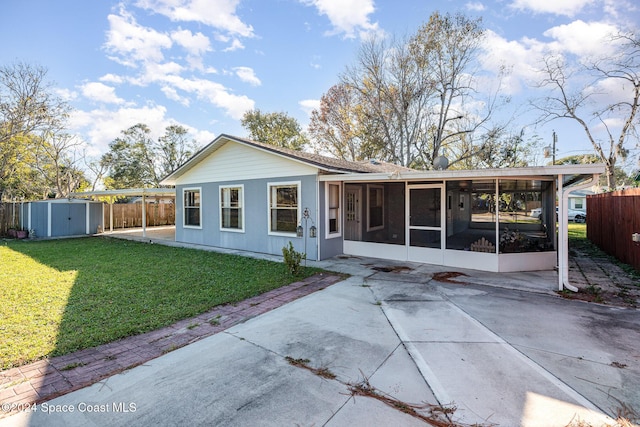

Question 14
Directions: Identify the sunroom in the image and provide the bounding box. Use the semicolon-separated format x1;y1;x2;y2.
319;164;601;276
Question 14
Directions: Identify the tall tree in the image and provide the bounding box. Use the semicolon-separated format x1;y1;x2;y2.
157;124;199;177
533;31;640;188
0;62;71;200
241;109;308;150
101;124;158;189
101;124;200;189
308;83;384;161
339;12;496;168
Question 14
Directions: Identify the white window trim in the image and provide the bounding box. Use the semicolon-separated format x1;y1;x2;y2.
219;184;245;233
325;182;342;239
367;184;384;232
183;186;202;229
267;180;301;237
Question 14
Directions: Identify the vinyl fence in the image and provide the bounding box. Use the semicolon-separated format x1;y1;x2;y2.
104;202;175;229
0;202;22;236
587;188;640;272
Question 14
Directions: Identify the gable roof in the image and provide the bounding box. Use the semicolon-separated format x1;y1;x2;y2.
160;134;412;185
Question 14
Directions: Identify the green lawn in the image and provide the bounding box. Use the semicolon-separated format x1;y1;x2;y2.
0;237;321;370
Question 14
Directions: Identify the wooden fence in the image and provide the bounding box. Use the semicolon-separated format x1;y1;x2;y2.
105;203;175;229
587;188;640;272
0;202;22;236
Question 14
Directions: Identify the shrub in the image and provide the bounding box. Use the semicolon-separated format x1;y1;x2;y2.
282;241;306;275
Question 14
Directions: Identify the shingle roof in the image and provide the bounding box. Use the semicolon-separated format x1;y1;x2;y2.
225;134;413;174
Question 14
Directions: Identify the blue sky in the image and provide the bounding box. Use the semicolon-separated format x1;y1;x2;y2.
1;0;639;169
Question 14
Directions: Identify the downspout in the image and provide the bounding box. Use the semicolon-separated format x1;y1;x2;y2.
558;174;597;292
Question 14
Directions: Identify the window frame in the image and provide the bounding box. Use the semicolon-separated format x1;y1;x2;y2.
183;187;202;229
325;182;342;239
367;184;384;231
267;181;301;236
219;184;245;233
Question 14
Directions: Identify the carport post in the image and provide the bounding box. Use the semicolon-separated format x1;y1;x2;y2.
142;193;147;238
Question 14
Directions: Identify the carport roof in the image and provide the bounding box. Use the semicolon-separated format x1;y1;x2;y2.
72;188;175;199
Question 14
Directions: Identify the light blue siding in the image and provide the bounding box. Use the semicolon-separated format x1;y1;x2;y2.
176;175;320;260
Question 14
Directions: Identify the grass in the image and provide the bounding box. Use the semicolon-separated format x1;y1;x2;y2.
0;237;322;370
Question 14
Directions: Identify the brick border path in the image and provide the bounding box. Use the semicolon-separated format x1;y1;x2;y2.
0;273;342;419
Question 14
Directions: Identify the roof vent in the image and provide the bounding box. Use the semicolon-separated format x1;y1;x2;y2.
369;159;380;165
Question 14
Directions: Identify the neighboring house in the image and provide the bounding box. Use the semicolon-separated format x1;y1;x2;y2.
161;134;604;286
568;189;593;211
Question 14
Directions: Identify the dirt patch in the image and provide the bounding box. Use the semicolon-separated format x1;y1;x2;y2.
371;265;414;273
431;272;468;284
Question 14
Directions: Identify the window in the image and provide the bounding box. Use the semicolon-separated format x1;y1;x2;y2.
268;182;300;234
367;184;384;231
220;185;244;231
574;200;583;210
183;188;201;227
326;183;341;237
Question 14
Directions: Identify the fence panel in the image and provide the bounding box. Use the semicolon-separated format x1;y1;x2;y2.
587;189;640;272
104;203;175;230
0;202;21;236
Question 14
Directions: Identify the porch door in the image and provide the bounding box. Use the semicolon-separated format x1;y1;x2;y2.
408;184;444;264
345;187;361;241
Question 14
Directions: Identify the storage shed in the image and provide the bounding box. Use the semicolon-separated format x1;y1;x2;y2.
20;199;103;238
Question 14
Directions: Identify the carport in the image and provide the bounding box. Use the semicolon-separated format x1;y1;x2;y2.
72;188;176;238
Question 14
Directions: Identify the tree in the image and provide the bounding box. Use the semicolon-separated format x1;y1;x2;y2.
241;109;308;150
338;12;497;168
533;31;640;189
308;83;384;161
101;124;200;189
0;62;71;200
101;124;158;189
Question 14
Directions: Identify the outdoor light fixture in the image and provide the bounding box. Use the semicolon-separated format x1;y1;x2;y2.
309;224;317;238
632;233;640;243
296;224;304;237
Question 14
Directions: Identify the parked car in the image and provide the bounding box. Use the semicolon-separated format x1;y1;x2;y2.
529;207;586;223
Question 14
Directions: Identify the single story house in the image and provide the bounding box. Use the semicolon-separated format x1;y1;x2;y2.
161;134;604;291
567;189;593;211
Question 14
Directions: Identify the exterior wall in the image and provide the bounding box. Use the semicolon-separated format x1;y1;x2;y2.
25;201;103;238
176;174;319;260
176;141;318;185
319;181;344;260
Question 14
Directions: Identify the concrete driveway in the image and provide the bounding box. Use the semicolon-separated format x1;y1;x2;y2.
3;257;639;426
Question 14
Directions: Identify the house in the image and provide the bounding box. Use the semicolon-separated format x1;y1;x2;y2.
567;189;593;211
161;134;604;290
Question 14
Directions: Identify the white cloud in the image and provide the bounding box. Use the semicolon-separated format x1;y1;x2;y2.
69;105;171;155
223;38;245;52
299;99;320;117
509;0;596;17
171;29;211;56
135;0;254;38
466;2;485;12
80;82;126;105
104;8;172;66
99;73;125;84
233;66;261;86
542;20;620;58
54;88;77;101
301;0;380;39
161;74;254;119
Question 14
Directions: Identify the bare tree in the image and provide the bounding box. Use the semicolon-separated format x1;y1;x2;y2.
532;32;640;188
339;12;496;169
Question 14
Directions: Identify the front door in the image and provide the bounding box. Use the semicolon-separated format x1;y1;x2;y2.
345;187;361;241
408;184;444;263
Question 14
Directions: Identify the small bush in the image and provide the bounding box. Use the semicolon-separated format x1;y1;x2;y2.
282;241;306;275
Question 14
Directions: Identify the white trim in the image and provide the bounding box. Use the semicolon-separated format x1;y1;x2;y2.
366;184;384;231
182;187;202;229
344;241;407;261
267;180;301;237
86;202;90;235
325;182;342;239
219;184;245;233
47;202;52;237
